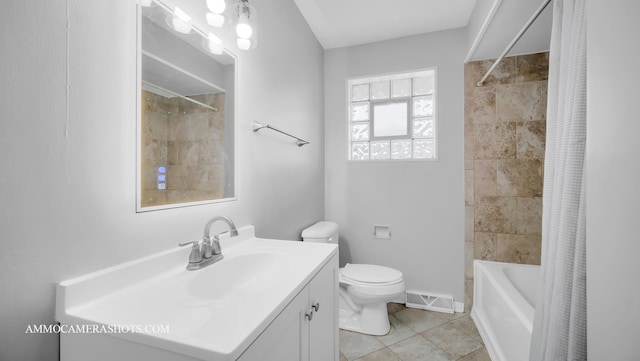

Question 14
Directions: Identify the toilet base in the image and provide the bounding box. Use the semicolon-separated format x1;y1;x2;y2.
338;292;392;336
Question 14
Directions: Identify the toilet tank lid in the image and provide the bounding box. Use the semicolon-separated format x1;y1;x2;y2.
342;263;403;284
302;221;339;238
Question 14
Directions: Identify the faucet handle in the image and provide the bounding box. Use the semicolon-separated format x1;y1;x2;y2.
178;240;199;247
178;240;202;263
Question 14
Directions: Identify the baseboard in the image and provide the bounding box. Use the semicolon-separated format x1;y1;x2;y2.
390;295;464;313
455;302;464;313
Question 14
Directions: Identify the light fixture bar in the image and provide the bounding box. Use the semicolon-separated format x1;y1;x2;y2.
150;0;227;53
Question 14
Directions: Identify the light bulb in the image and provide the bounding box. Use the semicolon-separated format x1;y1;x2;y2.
236;23;252;39
206;12;225;28
234;0;257;50
206;0;226;14
237;38;251;50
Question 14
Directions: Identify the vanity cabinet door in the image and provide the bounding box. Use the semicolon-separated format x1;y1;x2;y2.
237;254;338;361
309;255;339;361
237;287;310;361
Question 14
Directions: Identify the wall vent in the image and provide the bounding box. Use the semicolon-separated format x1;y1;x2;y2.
405;290;455;314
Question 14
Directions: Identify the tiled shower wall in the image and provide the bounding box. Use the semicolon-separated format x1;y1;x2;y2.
463;52;549;310
141;90;226;207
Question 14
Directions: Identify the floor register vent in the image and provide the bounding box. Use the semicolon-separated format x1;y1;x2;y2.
405;291;455;314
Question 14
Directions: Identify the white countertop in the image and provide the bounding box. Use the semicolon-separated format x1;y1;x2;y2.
56;225;337;360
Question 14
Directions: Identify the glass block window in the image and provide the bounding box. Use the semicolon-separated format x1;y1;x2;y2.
348;69;437;161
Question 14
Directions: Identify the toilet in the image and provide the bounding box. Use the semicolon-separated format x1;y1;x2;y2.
302;221;406;336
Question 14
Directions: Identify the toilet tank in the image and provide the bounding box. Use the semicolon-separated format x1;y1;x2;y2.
302;221;339;243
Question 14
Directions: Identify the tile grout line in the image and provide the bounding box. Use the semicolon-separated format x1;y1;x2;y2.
341;307;488;361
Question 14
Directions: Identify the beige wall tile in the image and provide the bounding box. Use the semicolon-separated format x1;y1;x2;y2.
140;190;166;207
473;160;497;197
516;53;549;83
497;159;543;197
516;120;546;159
166;165;188;190
465;206;474;242
464;122;474;170
496;82;545;122
473;122;516;159
465;280;474;313
474;232;497;261
474;196;517;234
175;141;199;166
465;57;516;89
496;234;542;265
539;81;548;120
470;86;496;124
141;165;159;192
465;241;475;280
465;170;474;206
516;197;543;235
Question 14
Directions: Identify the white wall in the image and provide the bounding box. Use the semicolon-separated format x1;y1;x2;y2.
586;0;640;359
324;29;466;302
0;0;323;360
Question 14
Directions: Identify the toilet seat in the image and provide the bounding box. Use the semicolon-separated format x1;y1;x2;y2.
341;263;404;285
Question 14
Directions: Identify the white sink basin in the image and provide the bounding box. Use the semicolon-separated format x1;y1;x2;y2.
56;226;337;361
188;250;293;300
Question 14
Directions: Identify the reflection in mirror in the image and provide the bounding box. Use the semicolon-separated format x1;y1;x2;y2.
138;3;236;211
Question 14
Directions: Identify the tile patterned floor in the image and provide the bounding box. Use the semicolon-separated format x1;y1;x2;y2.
339;303;491;361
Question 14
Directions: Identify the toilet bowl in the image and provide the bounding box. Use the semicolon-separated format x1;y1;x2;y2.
339;263;405;335
302;222;406;335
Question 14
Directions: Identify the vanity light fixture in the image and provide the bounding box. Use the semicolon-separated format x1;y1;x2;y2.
234;0;257;50
143;0;257;52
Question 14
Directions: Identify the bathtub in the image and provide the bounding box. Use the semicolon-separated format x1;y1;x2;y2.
471;260;540;361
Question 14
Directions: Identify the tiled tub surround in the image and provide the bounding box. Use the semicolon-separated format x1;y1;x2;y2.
141;90;226;207
463;52;549;310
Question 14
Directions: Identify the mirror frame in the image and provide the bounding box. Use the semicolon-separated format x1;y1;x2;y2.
135;2;238;212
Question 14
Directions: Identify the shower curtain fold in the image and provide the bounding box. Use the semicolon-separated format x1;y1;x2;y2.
529;0;587;360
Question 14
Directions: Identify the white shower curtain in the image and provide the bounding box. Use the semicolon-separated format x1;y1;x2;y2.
529;0;587;360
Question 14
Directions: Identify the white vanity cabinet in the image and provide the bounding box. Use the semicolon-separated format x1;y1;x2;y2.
56;227;338;361
238;254;338;361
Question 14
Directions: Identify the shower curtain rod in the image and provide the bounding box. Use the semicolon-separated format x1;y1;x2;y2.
142;80;219;112
477;0;552;87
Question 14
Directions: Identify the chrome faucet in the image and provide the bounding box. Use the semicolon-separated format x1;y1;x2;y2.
178;216;239;271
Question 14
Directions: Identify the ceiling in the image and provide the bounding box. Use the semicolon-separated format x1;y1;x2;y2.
292;0;553;61
293;0;478;49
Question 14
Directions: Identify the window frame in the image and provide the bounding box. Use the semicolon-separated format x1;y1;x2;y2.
346;68;438;162
370;99;411;141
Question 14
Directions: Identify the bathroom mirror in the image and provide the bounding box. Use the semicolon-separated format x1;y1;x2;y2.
137;3;236;212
